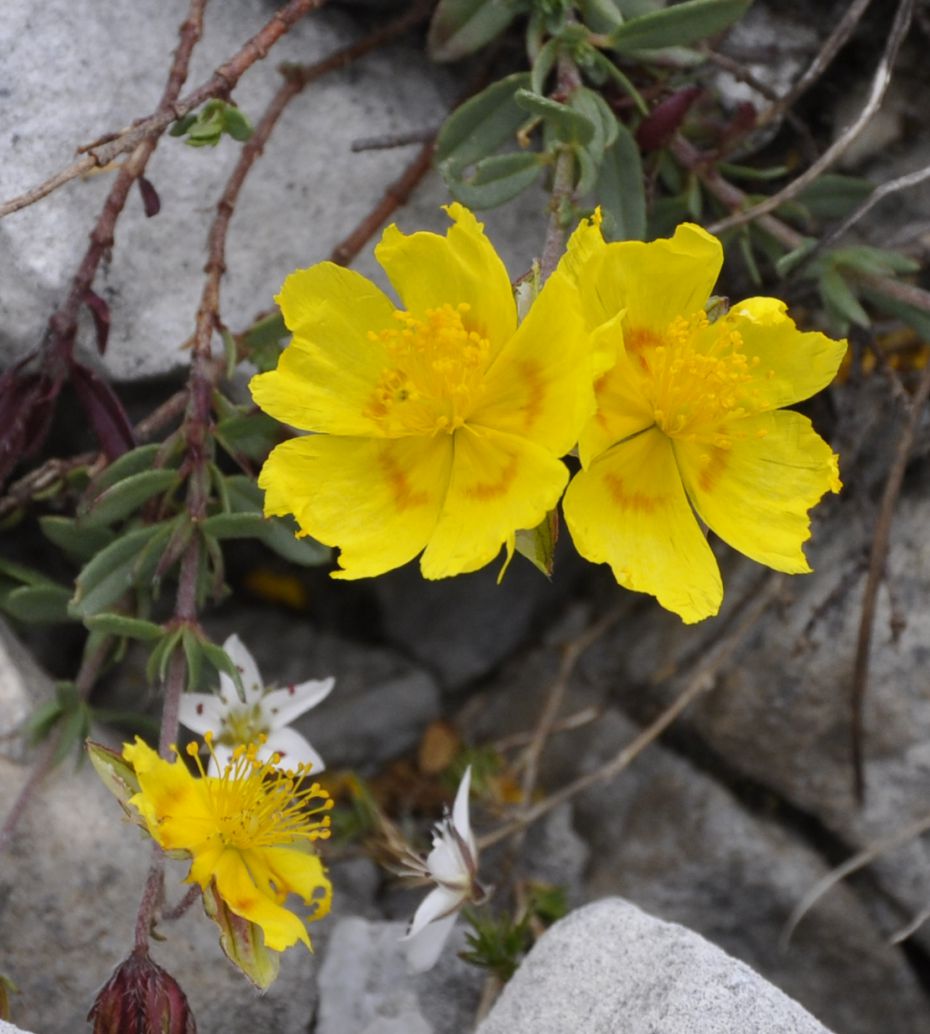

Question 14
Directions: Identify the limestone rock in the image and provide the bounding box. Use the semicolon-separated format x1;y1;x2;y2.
477;898;834;1034
0;620;54;763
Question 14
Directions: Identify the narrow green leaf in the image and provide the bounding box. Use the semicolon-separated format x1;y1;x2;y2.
261;516;331;567
214;412;280;461
436;73;532;169
39;515;115;562
514;90;595;145
25;699;65;745
70;523;169;618
595;122;647;241
221;327;239;381
775;237;817;278
181;627;206;693
578;0;626;34
200;511;268;539
820;267;870;328
609;0;750;53
427;0;524;63
795;174;873;220
78;468;180;529
530;38;559;96
571;88;619;157
200;640;245;699
2;584;73;624
89;443;163;495
223;106;253;142
738;230;762;286
84;613;164;641
831;245;921;278
0;557;56;588
717;161;790;182
857;284;930;340
443;151;543;209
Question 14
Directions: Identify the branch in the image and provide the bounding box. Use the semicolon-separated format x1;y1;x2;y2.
0;0;327;220
708;0;914;235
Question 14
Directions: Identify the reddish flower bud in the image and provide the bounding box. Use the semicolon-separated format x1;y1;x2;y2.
87;948;196;1034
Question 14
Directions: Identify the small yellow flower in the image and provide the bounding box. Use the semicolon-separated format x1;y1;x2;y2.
561;219;846;623
122;736;333;952
250;204;594;580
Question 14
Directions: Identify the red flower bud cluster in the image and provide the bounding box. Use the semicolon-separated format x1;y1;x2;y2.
87;948;196;1034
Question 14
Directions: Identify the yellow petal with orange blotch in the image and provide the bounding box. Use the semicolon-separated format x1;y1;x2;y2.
375;204;517;359
563;428;723;623
211;849;311;952
420;426;569;579
470;268;594;456
259;434;453;579
251;263;397;436
720;297;848;412
578;223;723;332
674;410;841;574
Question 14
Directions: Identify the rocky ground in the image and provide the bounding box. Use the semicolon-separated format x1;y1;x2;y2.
2;0;930;1032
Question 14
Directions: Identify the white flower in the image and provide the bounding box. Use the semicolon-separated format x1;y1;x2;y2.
178;633;333;775
402;766;485;973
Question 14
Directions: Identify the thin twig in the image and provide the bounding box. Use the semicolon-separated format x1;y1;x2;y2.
491;705;601;752
782;809;930;946
0;0;326;220
757;0;875;128
351;127;438;152
708;0;913;236
478;576;783;850
850;356;930;802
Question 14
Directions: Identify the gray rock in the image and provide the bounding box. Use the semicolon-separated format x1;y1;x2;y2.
0;1021;36;1034
316;917;482;1034
0;619;54;763
1;0;551;383
477;898;834;1034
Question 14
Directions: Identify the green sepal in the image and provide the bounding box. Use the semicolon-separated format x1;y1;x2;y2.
87;739;141;812
514;508;559;578
608;0;751;53
202;882;280;990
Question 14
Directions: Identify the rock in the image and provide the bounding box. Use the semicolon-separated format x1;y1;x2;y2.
1;0;550;383
476;898;834;1034
0;619;54;763
521;803;589;907
316;917;483;1034
0;1021;36;1034
0;751;325;1032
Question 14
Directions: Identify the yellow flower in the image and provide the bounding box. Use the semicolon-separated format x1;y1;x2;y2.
561;219;846;623
250;204;594;580
122;736;333;952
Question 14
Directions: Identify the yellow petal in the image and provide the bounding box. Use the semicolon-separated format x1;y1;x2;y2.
674;410;841;574
577;309;655;467
375;204;517;358
262;847;332;920
420;426;569;579
557;210;607;302
563;428;722;623
259;434;453;579
721;297;847;411
581;223;723;332
123;739;212;848
212;849;311;952
251;263;396;436
470;268;595;456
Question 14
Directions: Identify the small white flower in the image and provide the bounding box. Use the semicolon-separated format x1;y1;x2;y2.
178;633;333;775
402;766;486;973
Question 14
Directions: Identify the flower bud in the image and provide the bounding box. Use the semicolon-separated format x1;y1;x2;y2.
87;948;196;1034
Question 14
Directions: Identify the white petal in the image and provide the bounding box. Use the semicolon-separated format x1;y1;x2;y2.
222;634;264;702
404;885;463;940
260;728;325;774
177;694;226;736
451;765;475;855
217;672;240;707
404;911;459;974
426;834;468;886
262;677;335;728
206;742;234;777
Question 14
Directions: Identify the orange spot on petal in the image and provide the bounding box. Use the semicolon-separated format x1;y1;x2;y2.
604;472;666;514
378;449;430;511
697;447;730;493
517;359;545;429
465;455;518;501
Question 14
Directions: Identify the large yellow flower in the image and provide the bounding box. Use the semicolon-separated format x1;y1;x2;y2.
122;736;332;953
561;219;846;623
250;204;594;580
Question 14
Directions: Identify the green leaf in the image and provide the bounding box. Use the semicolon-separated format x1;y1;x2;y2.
775;237;817;278
819;267;869;329
145;626;184;685
201;511;268;539
241;313;288;373
223;476;330;567
530;38;559;96
830;245;920;278
24;698;65;746
857;284;930;340
214;411;280;461
89;443;163;495
444;151;544;209
70;522;171;618
717;161;790;182
514;509;558;577
595;122;646;240
437;73;533;169
78;468;180;529
609;0;750;53
181;627;206;693
2;584;73;624
199;639;245;699
578;0;626;34
39;515;115;562
427;0;524;62
794;174;873;220
514;89;595;145
223;105;253;142
260;516;331;567
0;557;56;588
571;88;619;158
84;613;164;641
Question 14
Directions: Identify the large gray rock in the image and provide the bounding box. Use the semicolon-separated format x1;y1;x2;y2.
477;898;834;1034
0;620;54;763
1;0;548;382
0;1021;36;1034
316;917;482;1034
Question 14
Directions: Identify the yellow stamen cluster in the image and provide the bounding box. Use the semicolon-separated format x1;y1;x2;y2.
184;733;332;851
364;303;491;435
637;312;767;442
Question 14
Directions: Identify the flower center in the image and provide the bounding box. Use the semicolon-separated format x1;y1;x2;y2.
629;312;766;442
364;303;491;436
187;737;333;852
217;704;269;749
